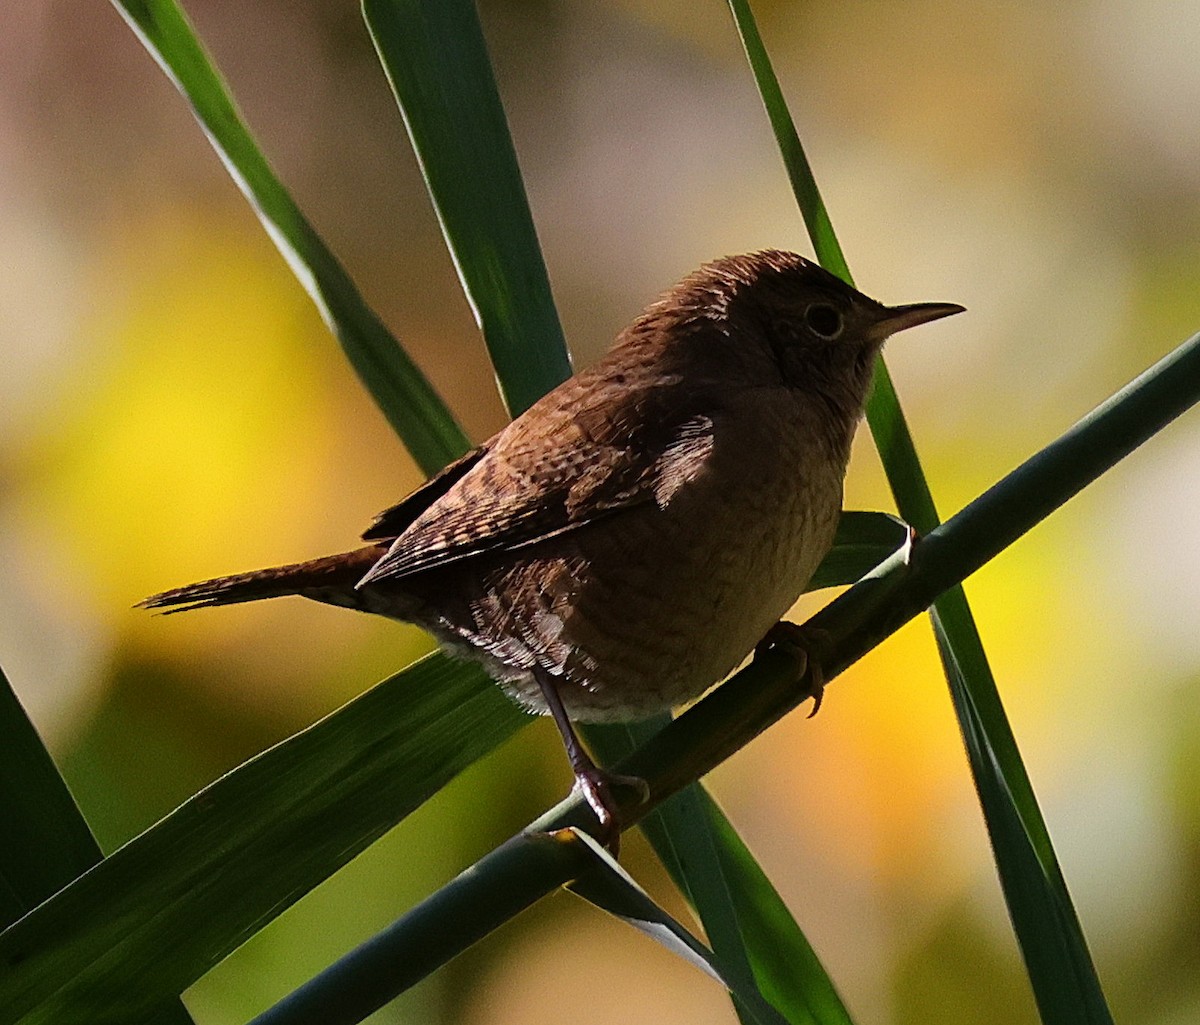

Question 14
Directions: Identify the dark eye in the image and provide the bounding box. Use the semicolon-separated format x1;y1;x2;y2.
804;303;843;340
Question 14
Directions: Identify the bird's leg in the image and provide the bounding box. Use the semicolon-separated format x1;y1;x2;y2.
754;621;831;717
534;669;649;854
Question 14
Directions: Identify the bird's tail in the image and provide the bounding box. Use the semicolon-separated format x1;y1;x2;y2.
138;546;386;614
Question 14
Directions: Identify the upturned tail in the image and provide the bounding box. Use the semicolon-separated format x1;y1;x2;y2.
138;546;387;614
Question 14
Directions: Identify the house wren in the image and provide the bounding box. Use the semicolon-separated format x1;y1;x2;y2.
142;250;962;843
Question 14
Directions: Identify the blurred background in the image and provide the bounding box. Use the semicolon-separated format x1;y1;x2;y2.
2;0;1199;1021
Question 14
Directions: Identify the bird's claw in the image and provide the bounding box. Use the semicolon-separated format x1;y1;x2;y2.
573;766;650;856
754;620;829;717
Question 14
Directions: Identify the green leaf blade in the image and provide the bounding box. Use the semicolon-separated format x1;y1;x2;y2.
931;604;1113;1025
112;0;469;474
588;721;855;1025
704;793;855;1025
0;667;102;930
363;0;573;416
809;511;908;591
726;3;1116;1020
725;0;849;284
0;668;197;1025
568;829;790;1025
0;656;526;1025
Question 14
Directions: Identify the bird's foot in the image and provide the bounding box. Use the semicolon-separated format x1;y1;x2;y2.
532;667;649;856
572;765;650;856
754;620;830;717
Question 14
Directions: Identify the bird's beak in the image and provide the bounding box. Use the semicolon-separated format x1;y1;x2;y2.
872;301;965;339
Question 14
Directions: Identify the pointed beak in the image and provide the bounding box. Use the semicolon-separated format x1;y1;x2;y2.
872;301;965;340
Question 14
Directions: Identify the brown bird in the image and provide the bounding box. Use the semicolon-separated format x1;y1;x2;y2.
142;251;962;843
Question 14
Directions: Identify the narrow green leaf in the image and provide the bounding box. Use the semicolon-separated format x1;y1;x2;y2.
589;723;764;1025
363;0;573;416
931;607;1113;1025
110;0;468;474
0;666;102;930
809;511;906;591
703;792;855;1025
0;669;196;1025
726;3;1114;1019
726;0;849;283
0;655;525;1025
589;722;854;1025
246;831;588;1025
568;829;790;1025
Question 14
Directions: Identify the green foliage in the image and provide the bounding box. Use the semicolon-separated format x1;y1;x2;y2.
0;657;521;1024
112;0;469;474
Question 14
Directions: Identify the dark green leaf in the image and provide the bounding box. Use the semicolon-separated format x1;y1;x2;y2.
111;0;468;474
0;668;196;1025
725;0;849;283
931;605;1113;1025
567;829;790;1025
588;722;854;1025
0;666;102;929
703;792;854;1025
726;3;1115;1020
363;0;573;416
246;831;587;1025
809;511;907;591
0;655;525;1025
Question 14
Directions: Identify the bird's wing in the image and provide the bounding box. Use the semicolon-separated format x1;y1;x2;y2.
357;380;716;586
361;444;489;541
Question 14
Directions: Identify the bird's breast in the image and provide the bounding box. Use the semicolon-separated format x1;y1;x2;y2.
488;389;849;720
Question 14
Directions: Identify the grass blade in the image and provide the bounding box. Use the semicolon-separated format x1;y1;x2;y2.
110;0;469;474
589;721;855;1025
703;792;854;1025
809;511;906;591
363;0;573;416
726;2;1113;1018
245;832;588;1025
0;655;525;1025
726;0;848;282
931;604;1113;1024
567;829;790;1025
0;669;196;1025
0;667;103;930
248;827;793;1025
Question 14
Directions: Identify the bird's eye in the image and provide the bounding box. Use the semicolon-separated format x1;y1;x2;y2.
804;303;843;340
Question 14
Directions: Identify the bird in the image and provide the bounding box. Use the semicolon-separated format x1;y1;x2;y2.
141;250;962;846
